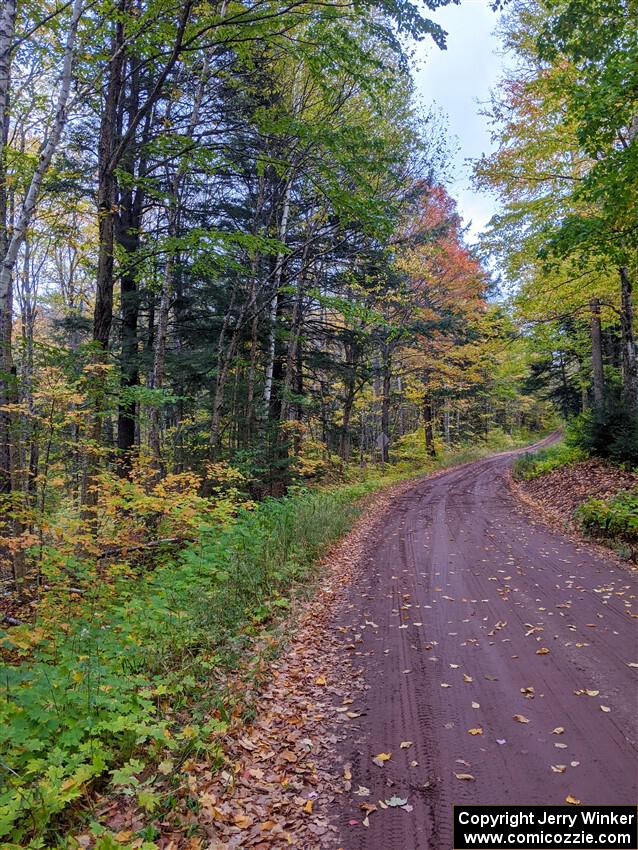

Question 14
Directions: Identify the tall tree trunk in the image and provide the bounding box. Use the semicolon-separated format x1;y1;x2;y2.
619;267;637;408
92;19;126;354
559;353;572;415
0;0;16;138
0;0;16;498
263;179;292;411
423;393;435;457
246;309;260;437
590;298;604;408
0;0;81;496
294;332;304;455
380;346;391;463
280;237;312;422
245;172;266;439
148;61;208;470
339;382;356;462
116;62;148;470
338;336;360;462
116;239;140;467
443;397;451;447
83;13;126;513
0;0;80;579
148;270;170;468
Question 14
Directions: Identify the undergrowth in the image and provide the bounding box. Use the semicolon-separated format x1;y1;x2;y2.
575;489;638;559
0;483;376;847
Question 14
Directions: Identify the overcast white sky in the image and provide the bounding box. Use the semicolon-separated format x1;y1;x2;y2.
413;0;505;242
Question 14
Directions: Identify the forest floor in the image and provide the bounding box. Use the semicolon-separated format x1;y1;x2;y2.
513;458;637;544
129;437;638;850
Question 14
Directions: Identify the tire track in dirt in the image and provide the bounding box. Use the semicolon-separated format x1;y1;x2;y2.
330;440;638;850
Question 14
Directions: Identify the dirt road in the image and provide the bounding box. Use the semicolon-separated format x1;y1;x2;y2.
332;443;638;849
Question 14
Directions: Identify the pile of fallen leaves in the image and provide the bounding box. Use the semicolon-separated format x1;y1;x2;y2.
86;482;412;850
512;458;637;542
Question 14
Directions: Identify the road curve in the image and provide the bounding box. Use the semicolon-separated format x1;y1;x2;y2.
332;441;638;850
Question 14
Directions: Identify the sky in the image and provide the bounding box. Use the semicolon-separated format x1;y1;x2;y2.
413;0;505;242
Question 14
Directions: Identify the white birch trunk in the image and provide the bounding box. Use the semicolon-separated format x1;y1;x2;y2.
0;0;83;300
262;181;291;410
0;0;16;141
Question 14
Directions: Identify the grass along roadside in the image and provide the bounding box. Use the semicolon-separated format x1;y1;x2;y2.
0;428;544;849
512;441;585;480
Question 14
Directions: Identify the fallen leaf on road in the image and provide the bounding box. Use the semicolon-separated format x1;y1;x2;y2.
468;728;483;735
536;648;550;655
454;773;475;781
552;727;564;735
463;674;473;683
566;795;581;805
441;683;451;688
385;797;408;807
513;714;530;723
400;741;413;749
555;743;567;749
472;701;480;709
372;752;392;767
496;739;506;745
600;706;611;713
354;786;370;797
303;800;313;814
315;676;326;686
551;765;566;773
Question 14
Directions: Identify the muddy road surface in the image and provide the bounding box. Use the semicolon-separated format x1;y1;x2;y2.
332;442;638;849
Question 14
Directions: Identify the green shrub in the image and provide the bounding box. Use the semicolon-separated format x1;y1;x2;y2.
575;489;638;548
567;395;638;466
512;442;586;480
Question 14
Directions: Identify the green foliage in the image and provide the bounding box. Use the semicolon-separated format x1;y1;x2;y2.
512;441;586;480
566;396;638;466
576;489;638;554
183;486;366;645
0;481;372;845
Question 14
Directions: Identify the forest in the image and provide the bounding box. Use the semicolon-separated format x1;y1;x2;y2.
0;0;636;846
